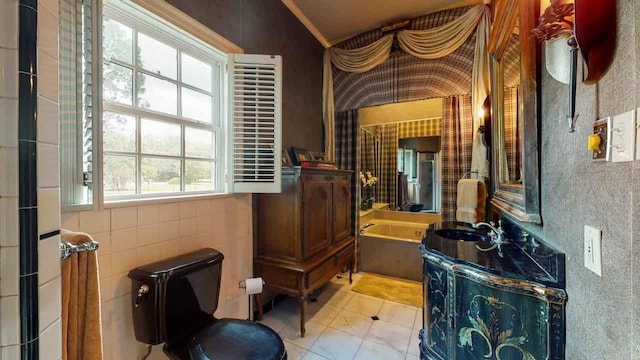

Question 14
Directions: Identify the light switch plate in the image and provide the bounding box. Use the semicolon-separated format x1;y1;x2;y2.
584;225;602;276
611;110;636;162
636;108;640;161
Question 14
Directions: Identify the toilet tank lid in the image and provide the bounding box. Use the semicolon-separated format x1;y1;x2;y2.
128;248;224;280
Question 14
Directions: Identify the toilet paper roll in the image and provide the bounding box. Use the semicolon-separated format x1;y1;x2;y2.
243;277;263;295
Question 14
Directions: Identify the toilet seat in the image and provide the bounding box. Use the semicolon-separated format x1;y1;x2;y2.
165;318;286;360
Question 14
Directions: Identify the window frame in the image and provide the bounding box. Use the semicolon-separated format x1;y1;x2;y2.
99;0;228;202
61;0;100;213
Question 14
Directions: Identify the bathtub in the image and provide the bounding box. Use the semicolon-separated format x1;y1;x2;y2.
359;220;437;281
362;222;425;242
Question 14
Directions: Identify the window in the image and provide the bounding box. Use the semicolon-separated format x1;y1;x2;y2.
60;0;282;209
59;0;95;208
101;10;224;200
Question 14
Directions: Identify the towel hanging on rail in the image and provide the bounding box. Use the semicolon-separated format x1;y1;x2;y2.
60;230;103;360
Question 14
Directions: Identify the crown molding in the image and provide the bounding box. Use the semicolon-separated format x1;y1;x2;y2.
281;0;332;48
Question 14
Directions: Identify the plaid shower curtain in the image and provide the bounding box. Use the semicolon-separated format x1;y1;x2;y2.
441;95;474;222
379;124;399;209
359;128;379;200
504;87;520;182
335;110;360;268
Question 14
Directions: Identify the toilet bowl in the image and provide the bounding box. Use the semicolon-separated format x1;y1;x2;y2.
128;248;287;360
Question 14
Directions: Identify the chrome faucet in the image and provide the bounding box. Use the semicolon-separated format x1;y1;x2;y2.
359;223;375;235
472;220;506;254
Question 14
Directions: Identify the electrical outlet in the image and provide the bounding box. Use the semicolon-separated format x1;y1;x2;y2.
584;225;602;276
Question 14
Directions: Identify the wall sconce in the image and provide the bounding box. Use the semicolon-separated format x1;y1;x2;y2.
532;0;616;133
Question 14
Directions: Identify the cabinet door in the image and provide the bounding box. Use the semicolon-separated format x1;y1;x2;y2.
332;180;351;244
423;261;450;359
454;273;549;360
303;181;332;259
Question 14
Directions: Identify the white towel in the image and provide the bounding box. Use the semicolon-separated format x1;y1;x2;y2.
471;131;489;178
456;179;479;223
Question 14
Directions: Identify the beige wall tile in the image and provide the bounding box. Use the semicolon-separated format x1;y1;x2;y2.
38;235;61;285
160;239;180;259
37;188;60;236
195;200;212;216
39;319;62;360
136;243;161;265
60;212;79;231
78;210;110;234
37;96;59;145
0;1;18;50
91;231;111;255
137;223;160;247
110;227;137;252
98;254;112;280
197;215;213;234
37;51;58;102
38;0;58;19
111;249;138;274
158;203;179;222
158;221;179;242
111;207;137;230
0;197;19;247
137;205;159;225
179;218;198;237
38;277;61;333
179;202;197;219
37;143;59;188
111;273;130;299
37;5;58;60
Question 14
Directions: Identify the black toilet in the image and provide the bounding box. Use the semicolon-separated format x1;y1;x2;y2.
128;248;287;360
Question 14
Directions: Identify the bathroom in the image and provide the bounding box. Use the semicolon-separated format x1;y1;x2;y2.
0;0;635;359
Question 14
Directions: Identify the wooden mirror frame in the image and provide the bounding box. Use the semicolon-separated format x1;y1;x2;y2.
488;0;541;223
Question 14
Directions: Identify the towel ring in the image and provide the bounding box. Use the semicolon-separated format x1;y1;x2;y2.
462;171;480;179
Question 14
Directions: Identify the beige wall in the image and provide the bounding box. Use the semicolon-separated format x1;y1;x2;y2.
61;195;253;359
358;98;443;126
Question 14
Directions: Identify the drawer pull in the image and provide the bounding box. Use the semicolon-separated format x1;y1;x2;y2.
324;176;334;181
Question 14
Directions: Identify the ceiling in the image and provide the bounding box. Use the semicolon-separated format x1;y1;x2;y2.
282;0;486;47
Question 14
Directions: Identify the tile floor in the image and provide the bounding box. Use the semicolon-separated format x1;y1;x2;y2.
258;273;422;360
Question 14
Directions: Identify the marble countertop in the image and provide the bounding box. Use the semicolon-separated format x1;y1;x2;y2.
423;222;564;288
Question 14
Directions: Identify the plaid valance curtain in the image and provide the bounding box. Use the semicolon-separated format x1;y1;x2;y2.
441;95;474;222
398;118;442;139
324;5;491;160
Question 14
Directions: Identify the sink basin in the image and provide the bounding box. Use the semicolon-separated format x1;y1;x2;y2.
435;229;489;242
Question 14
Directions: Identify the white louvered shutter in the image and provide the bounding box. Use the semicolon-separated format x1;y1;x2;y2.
228;54;282;193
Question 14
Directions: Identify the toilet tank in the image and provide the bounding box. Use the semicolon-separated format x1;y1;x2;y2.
128;248;224;345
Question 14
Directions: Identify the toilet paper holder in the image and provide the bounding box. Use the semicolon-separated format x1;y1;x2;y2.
238;278;265;290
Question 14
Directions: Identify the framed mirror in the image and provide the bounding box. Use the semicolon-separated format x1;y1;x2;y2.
488;0;541;223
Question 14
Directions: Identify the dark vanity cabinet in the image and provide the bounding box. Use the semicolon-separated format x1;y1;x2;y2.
255;167;355;337
420;222;567;360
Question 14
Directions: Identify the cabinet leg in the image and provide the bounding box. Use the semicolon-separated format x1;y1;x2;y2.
255;294;263;321
299;296;307;337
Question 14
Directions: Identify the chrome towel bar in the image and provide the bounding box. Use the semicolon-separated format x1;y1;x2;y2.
60;240;99;260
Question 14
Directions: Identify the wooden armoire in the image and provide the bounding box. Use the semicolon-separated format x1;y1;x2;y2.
254;167;355;336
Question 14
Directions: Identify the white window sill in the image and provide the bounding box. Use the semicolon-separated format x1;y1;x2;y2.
103;192;236;209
